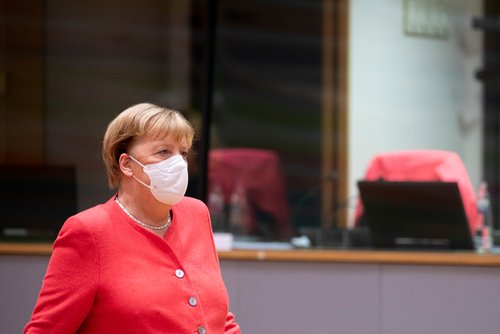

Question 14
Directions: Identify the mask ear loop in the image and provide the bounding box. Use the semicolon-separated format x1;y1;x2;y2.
133;175;153;189
128;155;145;168
128;155;154;190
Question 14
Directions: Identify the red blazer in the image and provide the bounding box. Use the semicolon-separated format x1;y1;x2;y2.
25;196;240;334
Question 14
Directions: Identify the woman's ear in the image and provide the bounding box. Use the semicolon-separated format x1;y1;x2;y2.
118;153;134;177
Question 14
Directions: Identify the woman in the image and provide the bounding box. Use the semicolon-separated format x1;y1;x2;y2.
25;103;241;334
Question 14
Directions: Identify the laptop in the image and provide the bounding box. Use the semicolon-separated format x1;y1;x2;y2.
357;180;474;250
0;165;78;241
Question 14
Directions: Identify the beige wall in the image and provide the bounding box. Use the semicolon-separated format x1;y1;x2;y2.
348;0;484;222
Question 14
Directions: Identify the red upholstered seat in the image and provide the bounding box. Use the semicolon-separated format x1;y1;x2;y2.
208;148;291;239
354;150;479;234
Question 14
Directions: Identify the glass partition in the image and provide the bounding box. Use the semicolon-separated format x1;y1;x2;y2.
0;0;496;244
0;0;203;239
207;0;347;241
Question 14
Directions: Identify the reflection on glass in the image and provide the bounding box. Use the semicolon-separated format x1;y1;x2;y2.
207;148;291;240
0;1;200;240
0;0;497;244
210;1;325;240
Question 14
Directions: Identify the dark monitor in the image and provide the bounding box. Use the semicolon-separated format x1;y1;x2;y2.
0;165;77;241
357;180;474;250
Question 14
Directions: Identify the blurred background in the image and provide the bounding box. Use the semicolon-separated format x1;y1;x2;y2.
0;0;497;242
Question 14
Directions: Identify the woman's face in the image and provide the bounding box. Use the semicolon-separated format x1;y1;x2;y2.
125;134;189;190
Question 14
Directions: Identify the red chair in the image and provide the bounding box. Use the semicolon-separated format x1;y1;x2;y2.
208;148;291;240
354;150;479;234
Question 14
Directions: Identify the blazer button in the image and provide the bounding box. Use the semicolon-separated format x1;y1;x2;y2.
188;296;198;307
197;326;207;334
175;269;185;278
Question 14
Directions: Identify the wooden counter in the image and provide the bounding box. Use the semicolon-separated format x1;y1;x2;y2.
0;242;53;256
219;248;500;267
2;242;500;267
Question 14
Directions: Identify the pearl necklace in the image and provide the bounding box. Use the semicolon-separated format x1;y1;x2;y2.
115;196;171;230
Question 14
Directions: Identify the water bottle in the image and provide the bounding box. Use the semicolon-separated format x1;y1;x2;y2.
207;183;226;232
228;183;249;236
476;181;493;253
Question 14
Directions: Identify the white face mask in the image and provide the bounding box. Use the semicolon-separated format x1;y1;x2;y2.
129;154;188;205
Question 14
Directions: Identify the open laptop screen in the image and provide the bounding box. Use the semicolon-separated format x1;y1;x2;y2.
0;165;77;241
357;180;474;250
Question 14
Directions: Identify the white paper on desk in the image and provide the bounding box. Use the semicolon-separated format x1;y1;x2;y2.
232;240;293;250
213;232;234;251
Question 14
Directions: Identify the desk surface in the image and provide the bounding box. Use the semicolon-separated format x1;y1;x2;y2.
1;242;500;267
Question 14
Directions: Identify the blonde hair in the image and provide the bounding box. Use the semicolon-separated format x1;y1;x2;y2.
102;103;195;189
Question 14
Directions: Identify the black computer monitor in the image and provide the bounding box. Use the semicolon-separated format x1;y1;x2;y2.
357;180;474;250
0;165;77;241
